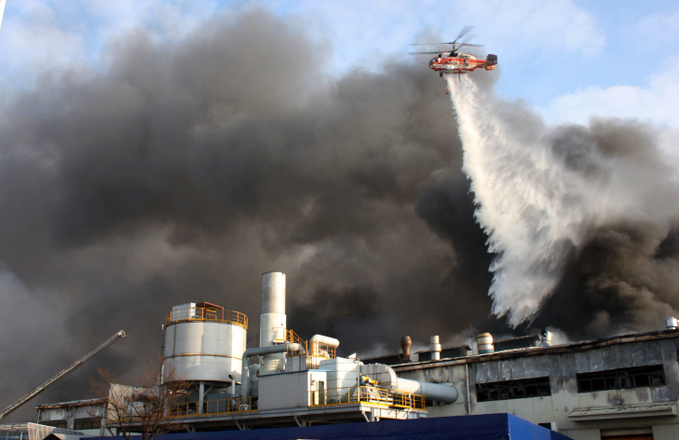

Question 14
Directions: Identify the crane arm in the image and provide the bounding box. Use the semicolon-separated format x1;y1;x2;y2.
0;330;126;420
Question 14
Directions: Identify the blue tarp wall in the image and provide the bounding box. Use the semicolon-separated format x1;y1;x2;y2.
88;413;572;440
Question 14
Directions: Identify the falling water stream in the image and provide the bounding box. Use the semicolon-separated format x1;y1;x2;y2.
444;74;675;326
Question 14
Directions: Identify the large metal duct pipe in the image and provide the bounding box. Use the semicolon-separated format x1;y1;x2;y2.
395;377;459;403
310;334;340;347
308;335;340;364
240;343;303;397
360;363;458;403
260;272;287;374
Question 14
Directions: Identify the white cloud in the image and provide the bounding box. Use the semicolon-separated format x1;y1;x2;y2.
632;8;679;47
459;0;605;57
0;0;220;92
0;19;88;91
543;55;679;128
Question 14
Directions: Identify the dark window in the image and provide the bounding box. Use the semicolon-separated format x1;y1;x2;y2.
476;377;551;402
74;418;101;430
42;421;67;429
538;422;557;431
577;365;666;393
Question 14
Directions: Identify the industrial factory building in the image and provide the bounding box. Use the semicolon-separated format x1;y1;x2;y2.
24;272;679;440
390;328;679;440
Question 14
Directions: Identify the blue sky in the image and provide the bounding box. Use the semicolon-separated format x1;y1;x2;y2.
1;0;678;130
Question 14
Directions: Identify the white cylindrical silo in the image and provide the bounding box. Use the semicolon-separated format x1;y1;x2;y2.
260;272;287;374
163;303;248;385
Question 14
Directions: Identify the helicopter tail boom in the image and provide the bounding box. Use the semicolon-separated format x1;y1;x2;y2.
484;54;498;70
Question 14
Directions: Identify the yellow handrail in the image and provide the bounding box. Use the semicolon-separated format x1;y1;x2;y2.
283;329;337;368
166;306;248;329
166;396;258;418
308;386;426;410
160;385;425;420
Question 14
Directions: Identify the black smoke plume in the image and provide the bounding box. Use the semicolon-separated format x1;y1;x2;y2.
0;8;486;421
0;6;677;423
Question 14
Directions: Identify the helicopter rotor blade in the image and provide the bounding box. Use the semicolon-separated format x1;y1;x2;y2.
461;33;477;45
409;40;480;47
409;40;472;46
409;25;485;53
456;26;475;42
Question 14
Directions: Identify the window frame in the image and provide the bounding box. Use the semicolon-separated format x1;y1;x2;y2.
476;376;552;402
576;364;666;393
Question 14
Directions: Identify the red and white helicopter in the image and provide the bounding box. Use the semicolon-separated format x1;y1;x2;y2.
410;27;497;76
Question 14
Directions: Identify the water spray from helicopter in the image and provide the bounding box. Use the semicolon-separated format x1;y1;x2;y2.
442;68;679;328
406;27;679;329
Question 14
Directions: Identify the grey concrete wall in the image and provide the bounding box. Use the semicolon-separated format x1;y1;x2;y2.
395;336;679;437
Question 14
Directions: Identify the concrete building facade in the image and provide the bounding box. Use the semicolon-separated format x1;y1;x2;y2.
391;330;679;440
35;398;106;437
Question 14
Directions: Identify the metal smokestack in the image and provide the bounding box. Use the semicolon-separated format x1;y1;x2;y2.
400;336;412;362
430;335;441;361
477;333;494;354
260;272;287;374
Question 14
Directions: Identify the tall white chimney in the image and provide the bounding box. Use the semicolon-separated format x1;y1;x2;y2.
430;335;441;361
260;272;287;374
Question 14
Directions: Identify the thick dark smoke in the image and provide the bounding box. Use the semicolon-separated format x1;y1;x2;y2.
532;120;679;338
1;6;678;424
444;72;679;334
534;221;679;338
0;8;490;421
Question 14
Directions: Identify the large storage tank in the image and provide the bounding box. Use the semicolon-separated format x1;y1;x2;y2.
163;302;248;383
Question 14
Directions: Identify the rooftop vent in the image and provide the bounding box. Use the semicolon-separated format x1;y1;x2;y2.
477;333;494;354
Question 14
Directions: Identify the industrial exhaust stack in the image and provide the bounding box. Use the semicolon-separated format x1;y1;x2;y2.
260;272;287;374
400;336;412;362
430;335;442;361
